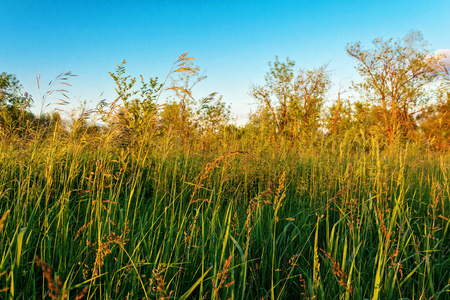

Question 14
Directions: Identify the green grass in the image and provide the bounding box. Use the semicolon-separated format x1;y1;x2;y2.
0;130;449;299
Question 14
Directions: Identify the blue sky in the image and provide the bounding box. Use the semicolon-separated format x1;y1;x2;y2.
1;0;449;124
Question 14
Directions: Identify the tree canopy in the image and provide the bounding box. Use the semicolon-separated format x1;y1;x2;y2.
0;72;31;108
251;57;330;140
346;31;439;143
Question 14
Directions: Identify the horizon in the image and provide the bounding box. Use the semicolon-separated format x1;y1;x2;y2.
2;0;450;125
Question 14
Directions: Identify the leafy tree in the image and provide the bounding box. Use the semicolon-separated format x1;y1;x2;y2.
251;57;330;140
418;69;450;150
351;101;381;140
158;100;186;135
0;72;31;108
419;94;450;151
325;94;383;149
0;72;34;136
197;92;231;134
108;60;162;132
159;67;231;149
324;90;354;140
164;61;206;140
347;31;439;144
161;61;230;140
107;53;197;146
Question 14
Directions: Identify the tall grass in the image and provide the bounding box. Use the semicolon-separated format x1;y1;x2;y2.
0;128;448;299
0;55;449;299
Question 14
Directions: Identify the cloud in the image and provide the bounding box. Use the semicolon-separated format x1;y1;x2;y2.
434;49;450;67
425;49;450;76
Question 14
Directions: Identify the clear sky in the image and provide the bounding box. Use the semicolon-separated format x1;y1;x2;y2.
1;0;449;124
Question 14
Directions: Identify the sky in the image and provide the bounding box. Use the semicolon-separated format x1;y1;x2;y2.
1;0;450;124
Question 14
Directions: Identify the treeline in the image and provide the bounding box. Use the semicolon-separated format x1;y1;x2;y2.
1;31;449;151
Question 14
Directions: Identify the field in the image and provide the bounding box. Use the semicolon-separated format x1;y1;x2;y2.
0;127;449;299
1;46;450;299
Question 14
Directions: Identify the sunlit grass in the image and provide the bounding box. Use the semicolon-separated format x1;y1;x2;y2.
0;53;449;299
0;127;448;299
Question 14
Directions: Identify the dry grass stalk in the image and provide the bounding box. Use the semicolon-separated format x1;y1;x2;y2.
244;187;272;252
387;248;404;280
190;151;247;201
298;274;312;300
35;256;88;300
0;210;10;233
376;207;393;252
320;249;353;295
273;171;286;211
184;215;201;249
87;222;130;283
149;264;173;300
73;220;93;241
212;254;234;296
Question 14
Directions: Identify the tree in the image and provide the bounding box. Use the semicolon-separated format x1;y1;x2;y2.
106;53;197;146
160;82;230;145
159;100;185;135
164;61;205;141
324;89;354;141
347;31;439;144
108;60;162;132
197;92;231;134
418;92;450;151
251;57;330;140
417;68;450;150
0;72;34;136
0;72;31;108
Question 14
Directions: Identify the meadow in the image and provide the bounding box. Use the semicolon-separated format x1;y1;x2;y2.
0;126;449;299
0;47;449;299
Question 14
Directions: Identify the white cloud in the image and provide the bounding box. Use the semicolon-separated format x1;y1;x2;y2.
434;49;450;67
425;49;450;76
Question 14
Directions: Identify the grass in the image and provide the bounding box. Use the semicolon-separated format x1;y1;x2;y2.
0;52;449;299
0;128;448;299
